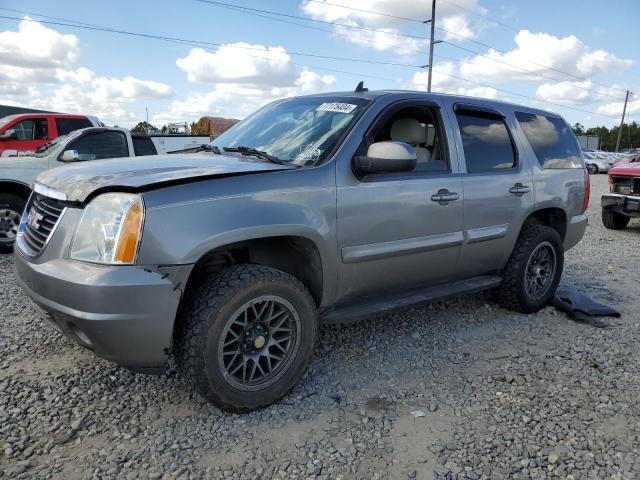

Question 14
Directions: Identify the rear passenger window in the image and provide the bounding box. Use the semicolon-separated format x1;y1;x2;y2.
515;112;583;168
455;112;516;172
55;118;93;136
132;136;158;156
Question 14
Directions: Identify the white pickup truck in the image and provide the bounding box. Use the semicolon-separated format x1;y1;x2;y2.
0;126;209;251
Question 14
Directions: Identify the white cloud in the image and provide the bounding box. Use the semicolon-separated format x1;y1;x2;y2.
0;18;173;126
176;44;297;86
456;86;497;99
91;76;173;100
0;17;79;68
596;95;640;117
407;65;498;100
458;30;633;84
153;69;336;125
441;15;475;41
300;0;481;52
536;80;592;105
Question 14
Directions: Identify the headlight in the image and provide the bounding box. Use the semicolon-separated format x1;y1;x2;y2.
70;193;144;264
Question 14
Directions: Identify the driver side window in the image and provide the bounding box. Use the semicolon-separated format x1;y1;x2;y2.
13;118;48;140
365;104;450;174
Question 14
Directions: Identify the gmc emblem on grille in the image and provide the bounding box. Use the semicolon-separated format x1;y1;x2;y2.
27;208;43;229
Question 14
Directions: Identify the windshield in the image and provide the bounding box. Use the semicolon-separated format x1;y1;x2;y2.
0;115;20;129
210;96;371;166
33;134;68;157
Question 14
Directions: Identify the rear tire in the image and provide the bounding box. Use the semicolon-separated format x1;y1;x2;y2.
175;264;317;412
0;193;26;254
587;163;598;174
602;208;630;230
495;225;564;313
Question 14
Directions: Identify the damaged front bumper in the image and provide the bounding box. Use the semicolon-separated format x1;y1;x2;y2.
602;193;640;217
14;249;192;370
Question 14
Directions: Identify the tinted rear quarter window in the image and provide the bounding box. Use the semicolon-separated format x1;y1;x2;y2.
455;112;516;172
515;112;583;168
55;117;93;136
132;136;158;156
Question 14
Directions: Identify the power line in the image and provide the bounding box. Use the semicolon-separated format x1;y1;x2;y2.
198;3;424;56
196;0;624;95
432;26;629;94
438;0;520;32
0;11;624;120
0;10;404;85
303;0;424;23
439;41;626;101
431;63;618;118
0;15;424;68
195;0;427;41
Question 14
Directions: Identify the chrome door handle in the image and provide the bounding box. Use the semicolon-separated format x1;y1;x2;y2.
431;190;460;204
509;183;531;196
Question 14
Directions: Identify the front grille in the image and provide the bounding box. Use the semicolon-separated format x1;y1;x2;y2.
19;194;65;257
611;175;639;195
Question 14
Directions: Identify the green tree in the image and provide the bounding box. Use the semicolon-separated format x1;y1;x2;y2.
572;123;585;136
131;121;158;134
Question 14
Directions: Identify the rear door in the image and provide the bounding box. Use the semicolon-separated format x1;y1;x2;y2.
335;99;464;302
452;104;534;279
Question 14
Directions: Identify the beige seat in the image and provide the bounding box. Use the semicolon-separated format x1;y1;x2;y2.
390;118;431;163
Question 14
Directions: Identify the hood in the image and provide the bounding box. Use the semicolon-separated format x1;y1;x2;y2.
35;153;294;202
609;162;640;177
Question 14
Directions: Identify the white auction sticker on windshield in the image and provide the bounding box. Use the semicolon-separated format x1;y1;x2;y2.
316;102;357;114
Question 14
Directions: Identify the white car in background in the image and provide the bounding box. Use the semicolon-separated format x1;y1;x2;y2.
583;151;614;174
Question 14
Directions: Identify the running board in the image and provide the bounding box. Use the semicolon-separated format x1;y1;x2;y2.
318;275;502;324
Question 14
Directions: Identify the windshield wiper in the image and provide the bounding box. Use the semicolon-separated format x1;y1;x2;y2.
200;144;220;153
223;145;288;165
35;142;53;154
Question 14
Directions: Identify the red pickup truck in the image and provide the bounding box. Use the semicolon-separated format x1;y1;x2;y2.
602;161;640;230
0;113;101;157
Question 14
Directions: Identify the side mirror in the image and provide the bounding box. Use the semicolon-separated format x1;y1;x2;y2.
0;129;17;140
354;141;417;174
59;149;79;162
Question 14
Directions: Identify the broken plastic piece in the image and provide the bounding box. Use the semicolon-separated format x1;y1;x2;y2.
551;287;621;328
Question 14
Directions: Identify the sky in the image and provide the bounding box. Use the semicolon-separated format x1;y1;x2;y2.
0;0;638;129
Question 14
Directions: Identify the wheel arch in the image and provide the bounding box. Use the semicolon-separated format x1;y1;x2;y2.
519;206;568;241
0;180;31;201
180;234;325;309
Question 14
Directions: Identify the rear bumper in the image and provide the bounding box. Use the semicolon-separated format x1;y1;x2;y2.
602;193;640;217
564;213;588;251
14;249;192;368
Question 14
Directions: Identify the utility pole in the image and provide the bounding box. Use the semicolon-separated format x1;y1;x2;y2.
615;90;630;152
427;0;436;92
145;107;149;124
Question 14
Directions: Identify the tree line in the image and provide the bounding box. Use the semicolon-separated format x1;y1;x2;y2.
572;121;639;151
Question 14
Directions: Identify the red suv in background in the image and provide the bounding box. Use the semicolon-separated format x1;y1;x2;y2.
0;113;102;157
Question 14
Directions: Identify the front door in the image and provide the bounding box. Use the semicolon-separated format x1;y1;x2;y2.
335;101;464;302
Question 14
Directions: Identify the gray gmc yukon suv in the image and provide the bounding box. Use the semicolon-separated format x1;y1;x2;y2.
13;90;589;412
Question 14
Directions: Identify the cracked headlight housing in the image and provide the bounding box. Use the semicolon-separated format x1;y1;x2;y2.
70;193;144;264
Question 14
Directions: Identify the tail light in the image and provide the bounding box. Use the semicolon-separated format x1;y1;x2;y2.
608;171;613;191
582;168;590;213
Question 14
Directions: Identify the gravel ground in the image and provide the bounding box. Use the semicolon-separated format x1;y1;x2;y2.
1;174;639;480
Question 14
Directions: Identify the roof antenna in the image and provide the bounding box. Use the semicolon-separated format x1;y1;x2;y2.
355;81;368;92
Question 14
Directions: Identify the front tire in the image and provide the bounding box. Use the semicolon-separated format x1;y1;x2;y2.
175;265;317;412
602;208;630;230
0;193;26;254
496;225;564;313
587;163;598;174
